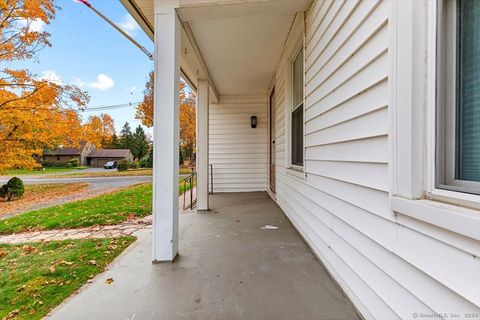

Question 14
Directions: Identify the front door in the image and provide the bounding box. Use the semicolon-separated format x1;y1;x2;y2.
269;88;276;193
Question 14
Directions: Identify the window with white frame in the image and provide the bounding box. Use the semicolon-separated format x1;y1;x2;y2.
291;47;304;167
437;0;480;194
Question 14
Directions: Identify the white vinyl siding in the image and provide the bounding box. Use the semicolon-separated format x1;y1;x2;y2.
209;97;268;192
272;1;480;319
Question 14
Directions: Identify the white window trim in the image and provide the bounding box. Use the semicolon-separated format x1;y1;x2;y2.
389;0;480;241
284;12;306;177
436;0;480;195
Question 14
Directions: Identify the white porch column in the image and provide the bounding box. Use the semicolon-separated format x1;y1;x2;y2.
152;0;180;262
196;79;210;210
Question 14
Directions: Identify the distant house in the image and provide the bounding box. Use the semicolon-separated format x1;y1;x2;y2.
43;141;95;166
86;149;133;168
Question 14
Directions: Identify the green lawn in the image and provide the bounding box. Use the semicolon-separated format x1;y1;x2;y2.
4;167;88;176
0;181;195;235
179;167;195;175
0;184;153;235
0;237;135;320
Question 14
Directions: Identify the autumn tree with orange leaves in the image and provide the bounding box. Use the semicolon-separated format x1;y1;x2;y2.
0;0;89;172
136;71;196;160
83;113;116;148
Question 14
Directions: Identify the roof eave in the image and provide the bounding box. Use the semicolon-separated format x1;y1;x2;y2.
119;0;154;41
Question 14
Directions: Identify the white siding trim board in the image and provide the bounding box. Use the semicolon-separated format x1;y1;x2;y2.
305;0;384;79
305;79;388;133
276;192;394;320
305;0;360;64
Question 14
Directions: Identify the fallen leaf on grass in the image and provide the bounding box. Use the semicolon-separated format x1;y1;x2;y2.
22;245;38;255
59;260;74;266
0;183;89;217
105;278;114;284
6;309;19;319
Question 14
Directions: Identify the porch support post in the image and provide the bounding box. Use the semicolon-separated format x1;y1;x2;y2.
152;0;180;262
196;79;209;211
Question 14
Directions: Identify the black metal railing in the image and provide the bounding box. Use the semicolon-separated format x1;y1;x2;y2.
209;164;214;194
180;168;197;210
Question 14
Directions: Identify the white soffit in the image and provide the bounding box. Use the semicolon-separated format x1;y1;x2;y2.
189;15;292;95
178;0;311;96
121;0;312;96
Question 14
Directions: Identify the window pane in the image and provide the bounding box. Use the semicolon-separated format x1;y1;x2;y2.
293;48;304;108
456;0;480;182
291;104;303;166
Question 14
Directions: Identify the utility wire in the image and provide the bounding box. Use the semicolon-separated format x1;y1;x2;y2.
81;101;142;112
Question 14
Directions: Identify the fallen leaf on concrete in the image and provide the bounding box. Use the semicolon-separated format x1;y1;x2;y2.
105;278;114;284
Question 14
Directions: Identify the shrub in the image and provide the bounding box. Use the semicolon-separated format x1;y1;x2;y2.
117;160;130;171
68;158;79;167
0;177;25;201
129;161;139;169
139;156;149;168
42;161;68;168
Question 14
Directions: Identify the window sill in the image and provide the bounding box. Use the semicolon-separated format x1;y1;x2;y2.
391;196;480;241
286;166;305;180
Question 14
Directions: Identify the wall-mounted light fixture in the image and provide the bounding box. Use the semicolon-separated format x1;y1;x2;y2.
251;116;258;128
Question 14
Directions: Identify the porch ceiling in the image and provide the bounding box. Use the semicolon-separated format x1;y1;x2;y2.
121;0;312;96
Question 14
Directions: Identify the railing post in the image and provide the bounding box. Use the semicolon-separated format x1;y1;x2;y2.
210;164;214;195
190;169;193;210
183;178;186;210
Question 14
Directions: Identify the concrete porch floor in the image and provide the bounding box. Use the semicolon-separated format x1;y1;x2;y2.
47;192;360;320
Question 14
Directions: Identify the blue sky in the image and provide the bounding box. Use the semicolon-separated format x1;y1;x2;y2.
15;0;154;134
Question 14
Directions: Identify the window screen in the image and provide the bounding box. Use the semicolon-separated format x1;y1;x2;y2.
456;0;480;182
291;48;304;167
292;105;303;166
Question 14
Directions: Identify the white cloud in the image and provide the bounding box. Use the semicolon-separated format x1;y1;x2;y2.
38;70;62;85
73;77;86;88
88;74;114;91
118;14;140;36
19;18;45;32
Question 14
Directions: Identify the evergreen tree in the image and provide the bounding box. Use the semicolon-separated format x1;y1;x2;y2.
108;133;120;149
147;146;153;167
133;125;149;159
119;122;134;151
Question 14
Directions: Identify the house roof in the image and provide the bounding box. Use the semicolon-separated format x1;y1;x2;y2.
44;141;88;156
87;149;132;158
